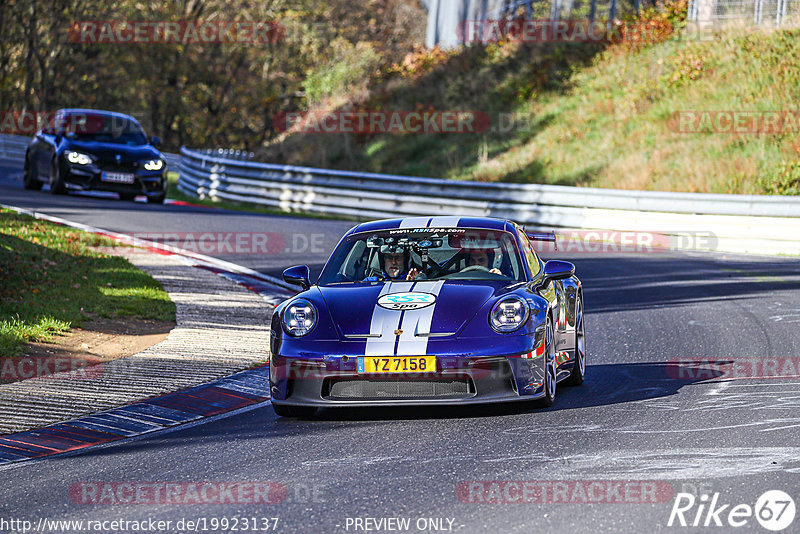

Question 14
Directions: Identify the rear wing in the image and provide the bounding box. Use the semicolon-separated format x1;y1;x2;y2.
525;231;558;251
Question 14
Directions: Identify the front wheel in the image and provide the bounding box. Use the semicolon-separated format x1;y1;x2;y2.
272;403;317;418
147;193;166;204
118;193;137;201
538;318;557;408
49;159;66;195
23;154;43;190
564;294;585;386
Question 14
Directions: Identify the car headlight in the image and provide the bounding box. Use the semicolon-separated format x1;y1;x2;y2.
282;299;317;336
66;151;92;165
143;159;164;171
489;296;529;333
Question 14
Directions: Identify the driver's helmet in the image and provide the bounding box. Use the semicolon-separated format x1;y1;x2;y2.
378;244;410;278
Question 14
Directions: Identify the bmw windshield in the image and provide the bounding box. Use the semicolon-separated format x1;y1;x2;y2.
319;228;526;284
58;113;149;145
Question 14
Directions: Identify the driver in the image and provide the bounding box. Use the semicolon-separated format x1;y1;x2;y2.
465;249;502;274
371;244;422;281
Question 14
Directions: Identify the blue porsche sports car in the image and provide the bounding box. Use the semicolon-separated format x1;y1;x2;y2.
270;216;585;417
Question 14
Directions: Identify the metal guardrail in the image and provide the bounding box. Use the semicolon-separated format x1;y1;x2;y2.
192;148;255;161
0;134;30;161
2;133;798;256
0;133;180;169
178;145;800;256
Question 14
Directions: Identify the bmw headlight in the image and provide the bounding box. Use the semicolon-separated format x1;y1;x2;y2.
489;296;529;333
143;159;164;171
66;151;92;165
282;299;317;336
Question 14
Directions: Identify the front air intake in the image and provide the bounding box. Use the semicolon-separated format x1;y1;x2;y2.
324;378;474;400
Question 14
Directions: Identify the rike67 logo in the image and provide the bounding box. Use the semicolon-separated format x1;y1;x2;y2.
668;490;795;531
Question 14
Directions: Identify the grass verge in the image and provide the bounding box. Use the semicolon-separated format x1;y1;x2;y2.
0;209;176;357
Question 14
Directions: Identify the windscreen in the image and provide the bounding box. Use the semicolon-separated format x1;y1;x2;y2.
58;113;148;145
319;228;525;284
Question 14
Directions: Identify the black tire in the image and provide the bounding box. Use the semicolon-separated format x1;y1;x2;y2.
538;317;557;408
564;294;585;386
272;403;317;418
147;193;166;204
118;193;137;201
49;159;66;195
23;154;43;190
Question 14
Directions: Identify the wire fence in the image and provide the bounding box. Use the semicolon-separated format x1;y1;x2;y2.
688;0;800;26
489;0;653;20
427;0;800;47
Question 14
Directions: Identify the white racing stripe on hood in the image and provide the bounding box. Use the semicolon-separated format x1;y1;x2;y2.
365;282;414;356
427;216;461;228
399;217;431;228
395;280;445;356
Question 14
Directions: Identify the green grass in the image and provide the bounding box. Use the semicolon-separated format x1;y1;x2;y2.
0;209;176;357
261;18;800;194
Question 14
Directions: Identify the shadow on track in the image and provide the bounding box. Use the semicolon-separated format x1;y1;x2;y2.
307;361;713;421
59;360;716;463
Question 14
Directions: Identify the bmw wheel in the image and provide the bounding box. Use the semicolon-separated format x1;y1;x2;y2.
23;154;43;191
49;159;66;195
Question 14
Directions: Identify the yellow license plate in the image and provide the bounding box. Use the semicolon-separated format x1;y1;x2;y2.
357;356;435;374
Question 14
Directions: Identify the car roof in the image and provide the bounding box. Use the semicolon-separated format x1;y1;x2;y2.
58;108;139;122
351;216;512;234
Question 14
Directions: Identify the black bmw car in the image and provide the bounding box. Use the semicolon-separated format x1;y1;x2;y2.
23;109;168;203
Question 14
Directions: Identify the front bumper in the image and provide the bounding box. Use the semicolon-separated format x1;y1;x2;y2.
63;163;167;197
270;354;548;408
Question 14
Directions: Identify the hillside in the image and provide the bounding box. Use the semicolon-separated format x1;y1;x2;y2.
263;5;800;195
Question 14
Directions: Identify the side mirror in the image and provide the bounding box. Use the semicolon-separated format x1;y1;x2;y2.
149;136;161;147
538;260;575;289
283;265;310;290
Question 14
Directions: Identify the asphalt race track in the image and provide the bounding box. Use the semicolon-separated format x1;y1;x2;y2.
2;160;800;533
